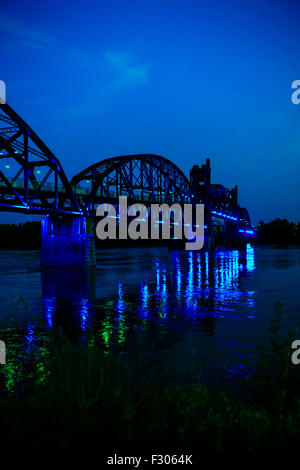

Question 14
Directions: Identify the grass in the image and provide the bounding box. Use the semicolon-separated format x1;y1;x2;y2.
1;307;300;451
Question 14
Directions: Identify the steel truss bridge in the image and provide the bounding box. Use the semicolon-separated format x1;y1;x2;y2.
0;103;253;237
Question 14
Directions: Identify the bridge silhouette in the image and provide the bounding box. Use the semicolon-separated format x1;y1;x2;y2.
0;103;254;266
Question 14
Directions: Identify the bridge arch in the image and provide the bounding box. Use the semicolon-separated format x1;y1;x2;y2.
239;207;251;228
71;154;193;212
0;103;80;214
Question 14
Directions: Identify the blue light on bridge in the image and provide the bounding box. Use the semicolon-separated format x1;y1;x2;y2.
0;203;28;210
211;210;238;221
239;229;255;235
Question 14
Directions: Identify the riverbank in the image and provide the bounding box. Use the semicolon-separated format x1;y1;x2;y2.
1;314;300;451
0;218;299;249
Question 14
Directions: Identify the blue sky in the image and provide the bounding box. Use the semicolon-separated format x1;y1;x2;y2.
1;0;300;224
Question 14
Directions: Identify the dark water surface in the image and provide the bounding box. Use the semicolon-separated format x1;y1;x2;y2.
0;245;300;383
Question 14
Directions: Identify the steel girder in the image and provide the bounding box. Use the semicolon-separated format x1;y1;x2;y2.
0;103;81;215
0;105;253;230
209;184;237;214
71;154;193;212
239;207;251;228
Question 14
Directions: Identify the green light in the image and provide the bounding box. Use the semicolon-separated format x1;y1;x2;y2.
37;170;41;174
5;164;10;169
86;180;90;183
102;316;113;349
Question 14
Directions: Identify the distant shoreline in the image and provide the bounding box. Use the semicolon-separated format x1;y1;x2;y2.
0;219;299;249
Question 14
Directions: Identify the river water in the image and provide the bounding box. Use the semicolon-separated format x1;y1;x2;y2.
0;245;300;384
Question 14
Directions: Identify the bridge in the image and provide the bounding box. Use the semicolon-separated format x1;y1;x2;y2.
0;103;254;266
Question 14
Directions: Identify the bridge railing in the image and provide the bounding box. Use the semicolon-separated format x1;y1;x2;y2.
0;178;178;201
0;177;67;193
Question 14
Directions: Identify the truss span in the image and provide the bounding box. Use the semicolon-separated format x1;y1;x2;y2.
71;154;193;212
0;103;81;214
0;104;253;234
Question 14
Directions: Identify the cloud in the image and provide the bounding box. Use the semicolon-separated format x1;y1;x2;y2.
0;15;151;117
104;50;150;90
0;14;52;50
62;50;150;118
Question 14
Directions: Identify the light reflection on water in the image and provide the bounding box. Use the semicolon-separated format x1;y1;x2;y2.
1;245;300;383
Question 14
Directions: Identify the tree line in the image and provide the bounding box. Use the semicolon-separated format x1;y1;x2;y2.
0;222;41;248
0;218;299;248
256;218;300;244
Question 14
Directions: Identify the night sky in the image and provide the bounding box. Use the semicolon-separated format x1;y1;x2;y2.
1;0;300;224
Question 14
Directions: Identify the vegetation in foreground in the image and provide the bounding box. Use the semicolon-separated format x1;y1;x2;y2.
1;313;300;451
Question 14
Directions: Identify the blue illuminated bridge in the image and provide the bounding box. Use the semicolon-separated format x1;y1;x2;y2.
0;103;254;266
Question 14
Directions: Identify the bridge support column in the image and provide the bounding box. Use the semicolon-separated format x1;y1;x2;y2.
41;215;95;267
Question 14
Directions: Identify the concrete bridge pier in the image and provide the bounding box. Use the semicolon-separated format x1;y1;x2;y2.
41;215;96;267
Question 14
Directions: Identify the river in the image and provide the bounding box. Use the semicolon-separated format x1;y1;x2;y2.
0;245;300;385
